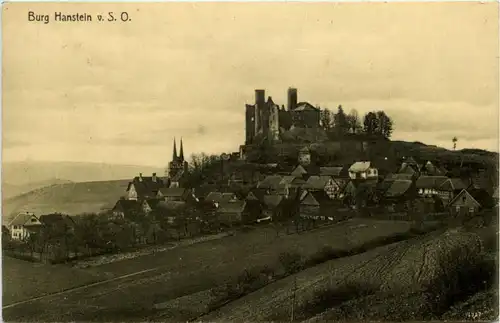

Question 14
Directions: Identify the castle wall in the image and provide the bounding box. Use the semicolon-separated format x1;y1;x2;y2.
254;90;265;135
245;104;256;144
269;104;280;141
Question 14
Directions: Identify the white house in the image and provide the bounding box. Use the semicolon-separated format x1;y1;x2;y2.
348;161;378;180
8;212;43;240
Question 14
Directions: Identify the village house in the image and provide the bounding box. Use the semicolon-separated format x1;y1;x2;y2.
436;178;468;205
343;179;379;208
298;190;338;220
205;192;238;205
348;162;378;180
415;175;448;197
448;189;483;217
304;175;345;199
155;200;188;224
398;157;420;177
216;200;249;224
8;212;43;240
126;173;168;200
111;199;142;219
420;161;447;176
38;214;75;234
141;199;162;215
382;180;415;212
261;195;285;220
157;187;193;202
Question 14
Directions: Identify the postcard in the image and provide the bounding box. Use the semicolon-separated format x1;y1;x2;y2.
2;2;498;322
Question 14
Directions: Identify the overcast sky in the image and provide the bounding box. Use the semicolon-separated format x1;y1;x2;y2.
3;2;499;167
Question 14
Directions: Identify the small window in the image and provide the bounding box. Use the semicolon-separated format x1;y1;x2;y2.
469;207;475;213
456;206;460;212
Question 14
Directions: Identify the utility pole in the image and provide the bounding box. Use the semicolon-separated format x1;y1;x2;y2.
290;276;297;322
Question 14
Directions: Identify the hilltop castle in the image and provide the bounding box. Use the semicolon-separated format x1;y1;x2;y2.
245;88;321;145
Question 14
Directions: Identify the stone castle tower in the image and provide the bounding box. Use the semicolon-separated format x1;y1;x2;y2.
245;89;283;145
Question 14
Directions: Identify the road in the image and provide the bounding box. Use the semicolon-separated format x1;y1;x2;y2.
2;219;416;322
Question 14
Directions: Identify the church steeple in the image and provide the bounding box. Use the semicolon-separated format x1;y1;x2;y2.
179;138;184;161
172;137;178;160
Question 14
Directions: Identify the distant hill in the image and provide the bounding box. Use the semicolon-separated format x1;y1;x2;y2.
2;161;164;186
2;178;74;200
2;179;131;225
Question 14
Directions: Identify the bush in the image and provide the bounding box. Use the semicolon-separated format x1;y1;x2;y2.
279;251;304;275
425;249;496;316
306;246;351;266
298;282;378;320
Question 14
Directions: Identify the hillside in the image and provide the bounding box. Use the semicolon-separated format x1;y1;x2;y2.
2;178;74;199
2;161;164;186
2;179;130;224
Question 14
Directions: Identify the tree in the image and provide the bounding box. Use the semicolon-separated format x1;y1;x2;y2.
363;111;379;135
346;109;362;134
319;108;333;132
452;137;458;150
333;105;349;135
376;111;394;138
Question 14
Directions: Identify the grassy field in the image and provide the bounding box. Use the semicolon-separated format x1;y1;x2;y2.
3;218;419;322
200;227;489;322
2;256;109;306
2;179;130;223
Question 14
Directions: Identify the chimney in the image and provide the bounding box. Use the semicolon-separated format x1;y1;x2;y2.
287;87;297;111
139;173;143;182
152;173;157;182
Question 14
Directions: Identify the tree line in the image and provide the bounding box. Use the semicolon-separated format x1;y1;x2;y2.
320;105;394;139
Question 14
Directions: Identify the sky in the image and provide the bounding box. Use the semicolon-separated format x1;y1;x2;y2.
3;2;499;167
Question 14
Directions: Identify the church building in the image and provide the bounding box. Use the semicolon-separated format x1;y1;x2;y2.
167;138;189;188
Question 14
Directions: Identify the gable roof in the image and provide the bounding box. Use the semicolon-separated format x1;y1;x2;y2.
158;187;188;198
438;178;468;192
280;175;297;185
9;213;42;227
143;199;161;209
257;175;283;189
349;161;372;173
385;173;414;181
156;200;186;211
246;189;267;202
415;176;448;189
300;191;320;206
217;200;247;213
398;163;418;175
304;176;332;190
319;166;345;177
193;184;219;199
263;195;284;209
206;192;238;204
448;189;481;208
385;180;413;198
294;102;319;111
127;176;166;197
422;161;446;176
291;165;308;176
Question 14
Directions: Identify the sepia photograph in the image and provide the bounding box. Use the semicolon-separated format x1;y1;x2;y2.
2;1;499;322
